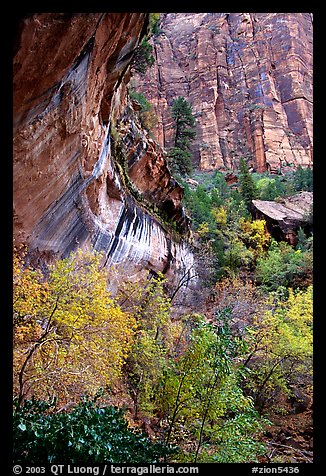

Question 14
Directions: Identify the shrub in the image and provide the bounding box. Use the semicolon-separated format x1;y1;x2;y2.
293;166;313;192
149;13;161;36
129;90;158;132
255;239;312;290
13;394;172;463
245;286;313;411
131;38;155;75
158;313;267;463
255;177;280;201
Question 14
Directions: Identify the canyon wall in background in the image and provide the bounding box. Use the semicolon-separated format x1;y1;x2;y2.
134;13;313;173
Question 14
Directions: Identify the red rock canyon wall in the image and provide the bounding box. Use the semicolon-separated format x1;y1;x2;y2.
13;13;195;292
134;13;313;173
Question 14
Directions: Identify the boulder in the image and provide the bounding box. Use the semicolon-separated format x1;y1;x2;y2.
252;192;313;244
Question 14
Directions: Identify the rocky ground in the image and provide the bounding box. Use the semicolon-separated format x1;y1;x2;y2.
261;395;313;463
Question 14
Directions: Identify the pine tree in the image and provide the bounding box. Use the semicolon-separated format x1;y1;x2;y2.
238;158;258;207
168;96;196;176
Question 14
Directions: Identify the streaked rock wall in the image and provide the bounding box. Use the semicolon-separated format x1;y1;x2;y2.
135;13;313;173
13;13;196;293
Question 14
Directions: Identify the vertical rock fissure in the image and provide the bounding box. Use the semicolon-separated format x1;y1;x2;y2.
135;13;312;174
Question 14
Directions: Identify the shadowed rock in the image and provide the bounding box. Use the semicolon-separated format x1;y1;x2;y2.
13;13;196;295
252;191;313;244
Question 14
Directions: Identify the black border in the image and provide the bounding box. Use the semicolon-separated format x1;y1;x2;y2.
4;4;323;475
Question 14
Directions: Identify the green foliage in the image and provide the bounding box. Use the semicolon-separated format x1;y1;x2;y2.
245;286;313;411
296;228;313;252
208;408;268;463
13;393;172;463
182;172;245;231
157;312;267;462
129;89;158;132
123;275;177;417
222;237;254;274
303;203;313;227
293;166;313;192
168;96;196;176
149;13;161;36
238;158;258;206
168;147;193;176
182;172;262;278
252;166;313;201
255;176;286;201
131;38;155;75
172;96;196;147
129;90;152;112
255;239;312;291
183;183;214;227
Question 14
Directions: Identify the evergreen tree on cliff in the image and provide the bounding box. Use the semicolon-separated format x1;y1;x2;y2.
238;158;258;209
168;96;196;176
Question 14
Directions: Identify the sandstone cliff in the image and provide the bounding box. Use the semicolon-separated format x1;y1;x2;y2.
13;13;195;291
134;13;313;173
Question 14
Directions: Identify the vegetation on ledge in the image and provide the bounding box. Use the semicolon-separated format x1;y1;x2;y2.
111;122;187;240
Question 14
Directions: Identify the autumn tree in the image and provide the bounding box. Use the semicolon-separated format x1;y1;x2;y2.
212;277;268;334
13;248;135;406
156;312;267;463
243;286;313;411
239;218;271;259
113;272;182;418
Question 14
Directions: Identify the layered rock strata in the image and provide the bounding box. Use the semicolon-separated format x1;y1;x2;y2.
13;13;195;291
134;13;313;173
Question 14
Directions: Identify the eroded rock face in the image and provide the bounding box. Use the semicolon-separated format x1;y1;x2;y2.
134;13;313;173
13;13;196;291
116;100;190;233
252;191;313;244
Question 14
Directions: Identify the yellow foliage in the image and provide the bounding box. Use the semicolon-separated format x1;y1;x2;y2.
248;286;313;400
140;109;158;131
13;248;136;405
276;286;313;356
13;246;48;322
211;207;227;227
239;218;270;257
197;222;210;238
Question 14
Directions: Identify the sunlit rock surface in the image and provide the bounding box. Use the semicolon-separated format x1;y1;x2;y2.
13;13;196;292
135;13;313;173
